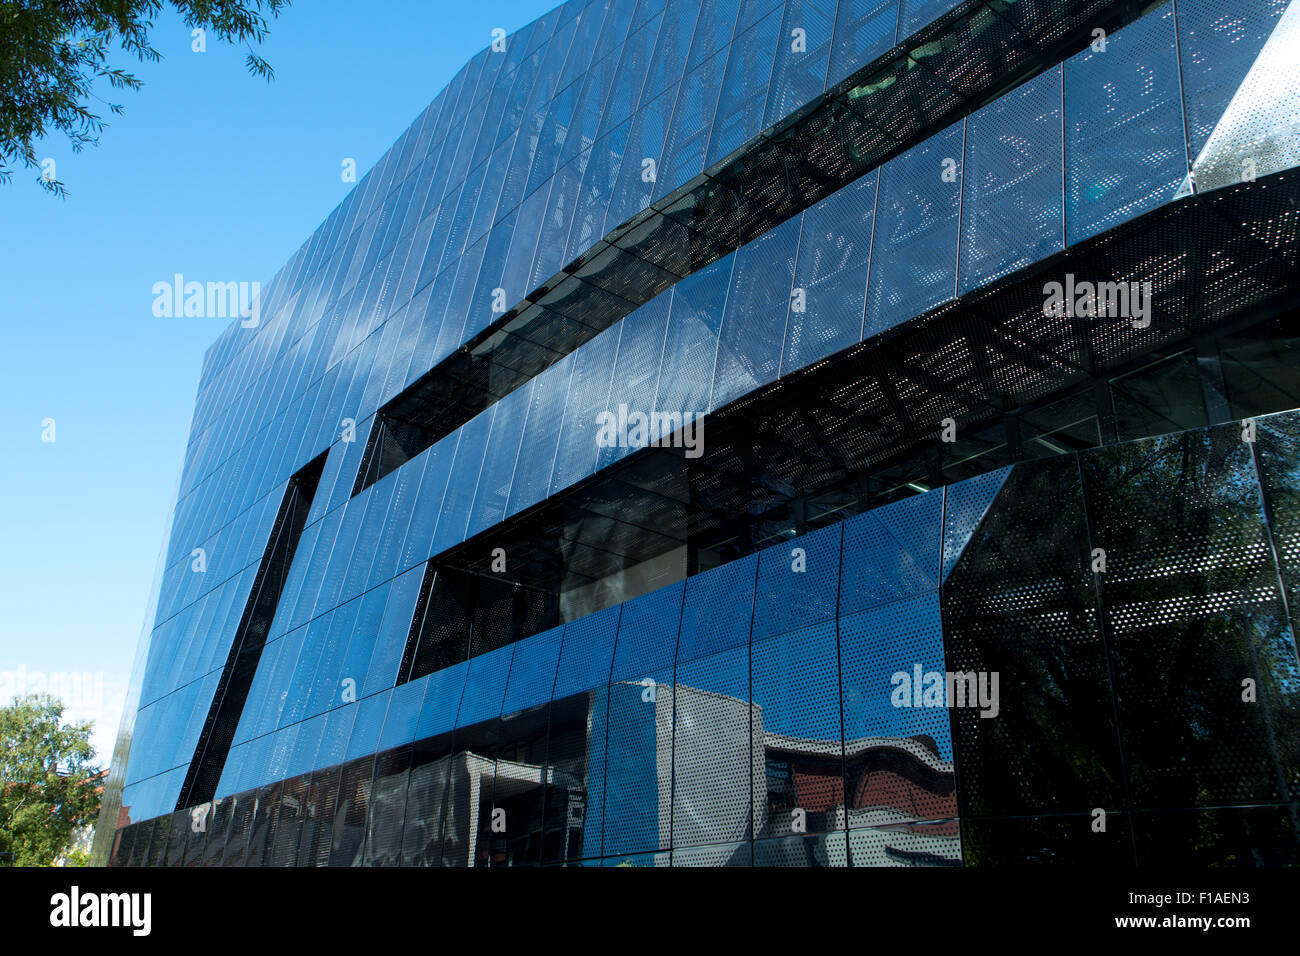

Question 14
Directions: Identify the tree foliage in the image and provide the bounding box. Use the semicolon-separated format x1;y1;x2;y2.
1;0;289;196
0;694;101;867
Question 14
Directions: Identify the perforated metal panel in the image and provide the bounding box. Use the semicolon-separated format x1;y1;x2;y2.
1083;422;1300;808
1064;5;1186;244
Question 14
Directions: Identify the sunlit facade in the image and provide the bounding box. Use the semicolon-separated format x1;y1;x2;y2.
97;0;1300;866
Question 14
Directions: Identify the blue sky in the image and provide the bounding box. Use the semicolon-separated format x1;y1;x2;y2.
0;0;558;762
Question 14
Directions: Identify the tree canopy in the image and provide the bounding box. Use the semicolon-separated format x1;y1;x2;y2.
1;0;289;196
0;694;101;866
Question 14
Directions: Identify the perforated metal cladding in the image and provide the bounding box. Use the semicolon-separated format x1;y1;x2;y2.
1064;4;1186;244
840;592;955;828
783;170;877;376
678;553;759;663
846;820;962;866
942;466;1011;580
111;0;1300;859
654;256;731;417
864;121;964;338
243;781;281;866
959;65;1063;294
501;625;564;715
944;456;1124;822
754;831;845;866
507;355;573;516
328;757;372;866
267;773;309;866
296;769;340;866
163;810;187;866
707;8;781;166
753;521;842;640
752;621;842;839
1256;413;1300;627
840;488;942;614
362;745;412;865
399;731;454;866
711;214;800;411
433;406;495;554
1177;0;1292;157
220;792;255;866
829;0;898;88
600;584;683;856
201;797;232;866
1082;421;1300;807
672;647;758;850
764;0;836;128
597;295;672;472
550;325;620;494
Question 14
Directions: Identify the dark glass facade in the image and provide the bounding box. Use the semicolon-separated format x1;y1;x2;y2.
95;0;1300;866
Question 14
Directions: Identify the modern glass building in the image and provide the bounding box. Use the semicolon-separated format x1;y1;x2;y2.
96;0;1300;867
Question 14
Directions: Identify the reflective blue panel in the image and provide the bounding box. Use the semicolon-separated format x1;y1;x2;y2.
784;169;877;376
605;85;676;231
377;677;426;750
751;621;841;835
678;553;758;663
711;213;799;411
361;564;425;696
840;487;943;614
764;0;837;127
1064;5;1186;244
507;354;574;516
654;256;730;416
550;325;619;494
501;625;565;715
900;0;959;37
286;713;325;779
863;120;964;339
753;521;843;641
828;0;899;87
602;678;672;855
345;691;392;761
500;176;551;299
398;432;458;572
671;645;754;850
959;65;1063;294
840;590;951;755
466;381;532;538
640;1;699;109
457;642;516;727
659;51;727;196
530;159;584;286
552;604;622;699
314;704;357;770
597;293;672;471
259;626;307;737
611;582;684;682
335;582;388;708
415;659;469;739
431;406;496;555
706;7;783;165
465;211;519;342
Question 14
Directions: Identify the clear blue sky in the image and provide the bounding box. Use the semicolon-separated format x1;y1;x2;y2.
0;0;559;762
